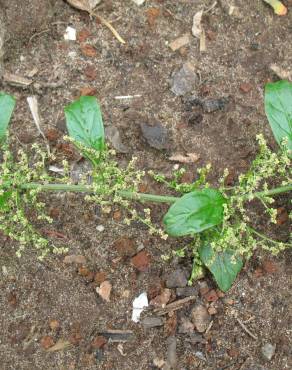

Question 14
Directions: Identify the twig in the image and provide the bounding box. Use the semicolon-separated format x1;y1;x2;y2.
91;12;125;44
153;296;196;316
236;318;258;340
29;29;50;44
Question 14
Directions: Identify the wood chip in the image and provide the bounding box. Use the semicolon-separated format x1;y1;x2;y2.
3;72;33;86
154;296;196;316
98;330;135;342
96;280;112;302
46;339;72;352
169;153;200;163
169;34;190;51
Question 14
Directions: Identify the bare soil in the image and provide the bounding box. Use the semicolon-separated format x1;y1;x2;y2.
0;1;291;369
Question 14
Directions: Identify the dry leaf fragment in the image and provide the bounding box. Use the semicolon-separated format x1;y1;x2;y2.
263;0;287;15
169;34;190;51
66;0;101;11
192;10;203;38
63;254;86;264
47;339;72;352
96;280;112;302
66;0;125;44
270;64;292;81
169;153;200;163
4;72;33;86
81;44;97;57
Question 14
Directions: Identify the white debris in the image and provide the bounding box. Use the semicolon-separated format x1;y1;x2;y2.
192;10;203;38
131;0;145;5
64;26;76;41
49;165;65;174
132;292;148;322
96;225;105;232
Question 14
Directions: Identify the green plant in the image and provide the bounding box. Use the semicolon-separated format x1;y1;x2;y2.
0;81;291;291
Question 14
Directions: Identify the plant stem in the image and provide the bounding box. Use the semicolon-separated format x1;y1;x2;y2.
18;182;178;204
249;185;292;199
247;226;292;247
1;182;291;204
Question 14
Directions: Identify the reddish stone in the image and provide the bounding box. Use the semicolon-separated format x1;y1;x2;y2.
131;250;151;272
239;82;253;93
91;336;107;349
262;260;278;274
40;335;55;349
113;237;136;257
204;289;219;302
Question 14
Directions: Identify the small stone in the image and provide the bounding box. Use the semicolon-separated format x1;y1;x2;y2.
105;126;129;153
141;316;164;329
49;319;60;331
80;87;97;96
178;318;194;334
113;237;136;257
96;225;105;232
201;97;228;113
204;289;219;302
131;250;151;272
166;336;177;369
261;343;276;361
207;306;217;315
191;304;211;333
166;269;188;288
91;336;107;349
140;122;169;150
240;82;253;93
170;62;197;96
176;287;198;298
40;335;55;349
150;288;171;307
63;255;86;264
94;271;107;284
262;259;278;274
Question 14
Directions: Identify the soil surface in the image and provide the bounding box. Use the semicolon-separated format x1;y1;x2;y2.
0;1;291;369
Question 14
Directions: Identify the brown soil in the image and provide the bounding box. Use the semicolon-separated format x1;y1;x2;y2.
0;1;291;369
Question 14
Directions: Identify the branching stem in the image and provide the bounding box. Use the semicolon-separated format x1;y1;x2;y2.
1;182;291;204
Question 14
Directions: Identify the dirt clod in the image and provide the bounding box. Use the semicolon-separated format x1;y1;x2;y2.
191;304;211;333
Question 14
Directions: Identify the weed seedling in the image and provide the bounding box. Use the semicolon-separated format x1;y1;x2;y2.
0;81;291;291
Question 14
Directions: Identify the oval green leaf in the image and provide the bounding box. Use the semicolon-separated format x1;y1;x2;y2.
0;92;16;142
0;191;12;211
265;80;292;154
199;244;243;292
163;189;226;236
64;96;105;151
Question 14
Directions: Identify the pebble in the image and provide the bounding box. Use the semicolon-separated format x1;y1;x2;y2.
140;122;169;150
176;286;198;298
178;318;194;334
184;95;228;113
141;316;164;329
105;126;129;153
191;304;211;333
261;343;276;361
166;269;188;288
96;225;105;232
166;336;177;369
170;62;197;96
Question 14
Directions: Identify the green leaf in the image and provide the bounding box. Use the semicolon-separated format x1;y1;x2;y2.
0;92;16;142
64;96;105;151
199;244;243;292
163;189;226;236
0;191;12;211
265;80;292;153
